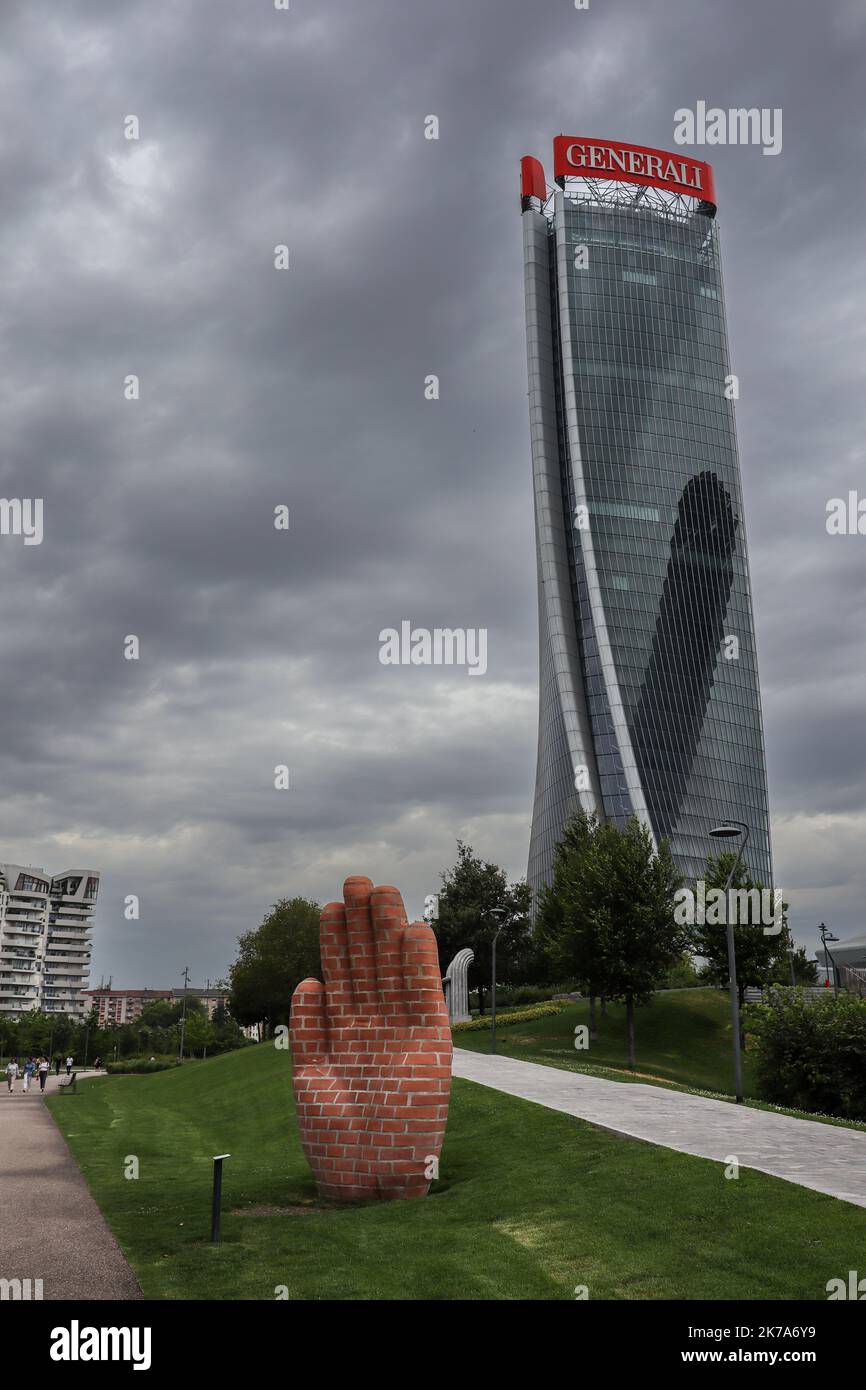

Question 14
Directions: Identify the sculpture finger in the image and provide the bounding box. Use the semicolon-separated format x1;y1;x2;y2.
289;978;328;1065
320;899;354;1022
343;874;378;1013
370;884;410;1025
401;922;450;1033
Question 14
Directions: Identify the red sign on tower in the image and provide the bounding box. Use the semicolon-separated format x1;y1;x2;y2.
553;136;716;208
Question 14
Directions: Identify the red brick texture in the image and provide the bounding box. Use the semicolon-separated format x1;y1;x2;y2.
289;876;452;1201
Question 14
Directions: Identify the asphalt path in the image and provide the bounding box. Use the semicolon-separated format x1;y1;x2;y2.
0;1069;141;1300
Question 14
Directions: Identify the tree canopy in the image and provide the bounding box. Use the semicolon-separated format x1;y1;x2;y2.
228;895;322;1031
691;852;793;1002
536;812;684;1067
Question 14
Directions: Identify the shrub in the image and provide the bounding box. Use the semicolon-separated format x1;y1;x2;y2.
105;1059;180;1075
663;954;701;989
452;1002;566;1033
492;982;580;1007
745;989;866;1120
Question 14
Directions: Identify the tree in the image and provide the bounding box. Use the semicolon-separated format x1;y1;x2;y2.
692;853;793;1012
538;814;685;1068
137;1000;181;1029
535;812;607;1038
228;896;322;1033
211;998;230;1029
180;1007;213;1059
11;1008;52;1057
787;945;818;986
433;842;532;1013
587;818;684;1068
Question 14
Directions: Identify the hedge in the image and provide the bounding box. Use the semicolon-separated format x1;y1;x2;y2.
451;1002;566;1033
104;1059;180;1075
491;983;580;1008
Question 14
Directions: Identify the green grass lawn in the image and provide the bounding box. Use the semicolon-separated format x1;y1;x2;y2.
458;989;754;1095
48;1042;865;1300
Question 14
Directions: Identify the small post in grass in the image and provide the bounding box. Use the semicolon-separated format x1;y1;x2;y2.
211;1154;231;1242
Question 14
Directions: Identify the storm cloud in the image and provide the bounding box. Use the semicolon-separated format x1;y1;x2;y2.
1;0;864;986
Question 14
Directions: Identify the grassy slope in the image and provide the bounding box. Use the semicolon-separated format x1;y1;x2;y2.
48;1042;865;1301
457;989;754;1094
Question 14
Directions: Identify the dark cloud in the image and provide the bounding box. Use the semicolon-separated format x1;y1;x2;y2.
1;0;864;989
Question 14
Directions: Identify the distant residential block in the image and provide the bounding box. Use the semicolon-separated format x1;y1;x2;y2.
0;862;100;1020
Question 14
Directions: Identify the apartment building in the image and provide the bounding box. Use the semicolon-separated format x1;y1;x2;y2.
85;985;231;1027
0;862;99;1020
85;988;173;1028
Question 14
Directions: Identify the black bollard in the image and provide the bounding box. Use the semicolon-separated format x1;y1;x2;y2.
211;1154;231;1242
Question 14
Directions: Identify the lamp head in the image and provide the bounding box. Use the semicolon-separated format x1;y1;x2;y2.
709;823;743;839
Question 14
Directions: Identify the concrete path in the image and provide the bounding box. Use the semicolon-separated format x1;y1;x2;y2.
0;1071;142;1300
453;1049;866;1209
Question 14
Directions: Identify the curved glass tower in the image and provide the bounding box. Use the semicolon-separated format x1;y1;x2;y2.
522;139;772;896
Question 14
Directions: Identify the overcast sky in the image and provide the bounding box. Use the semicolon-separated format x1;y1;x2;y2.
1;0;864;990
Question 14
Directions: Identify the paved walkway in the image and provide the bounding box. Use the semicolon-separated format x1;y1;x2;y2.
0;1071;142;1299
453;1050;866;1209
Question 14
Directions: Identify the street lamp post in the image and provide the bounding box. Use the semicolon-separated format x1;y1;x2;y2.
178;965;190;1062
818;923;839;997
488;908;506;1055
708;821;750;1105
203;978;211;1061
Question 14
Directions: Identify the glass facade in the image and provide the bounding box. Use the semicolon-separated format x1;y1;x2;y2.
525;178;772;896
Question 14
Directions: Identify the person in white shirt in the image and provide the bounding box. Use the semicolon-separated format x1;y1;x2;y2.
38;1057;50;1093
65;1055;73;1076
5;1059;19;1092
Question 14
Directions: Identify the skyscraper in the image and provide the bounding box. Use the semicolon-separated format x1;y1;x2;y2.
522;137;771;896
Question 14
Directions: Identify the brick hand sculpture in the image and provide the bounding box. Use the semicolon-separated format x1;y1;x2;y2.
289;875;452;1201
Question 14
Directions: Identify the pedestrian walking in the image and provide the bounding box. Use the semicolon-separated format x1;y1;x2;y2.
65;1055;73;1076
38;1056;50;1092
54;1056;61;1076
5;1058;19;1092
22;1057;36;1093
